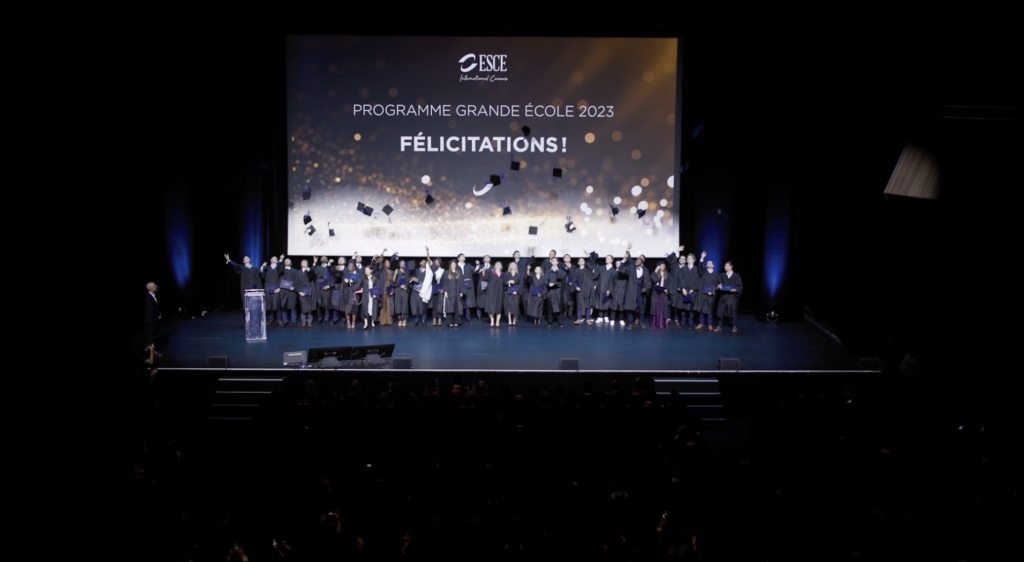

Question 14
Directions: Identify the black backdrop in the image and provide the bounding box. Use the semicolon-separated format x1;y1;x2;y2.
109;18;1019;375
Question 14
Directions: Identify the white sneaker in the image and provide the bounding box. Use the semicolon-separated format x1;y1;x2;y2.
619;320;625;326
596;317;605;323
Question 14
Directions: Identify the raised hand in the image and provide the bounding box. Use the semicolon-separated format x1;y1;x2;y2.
261;262;267;268
627;242;632;250
224;253;231;263
701;251;707;259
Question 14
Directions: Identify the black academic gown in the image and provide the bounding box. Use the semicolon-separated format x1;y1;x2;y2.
560;262;575;315
360;271;379;319
297;268;316;313
441;272;464;315
409;268;429;316
429;265;445;317
526;275;547;317
596;265;617;311
611;265;630;311
572;264;597;313
229;261;263;305
329;265;346;312
696;265;719;315
622;264;652;312
716;271;743;317
392;269;410;316
475;263;492;309
344;271;364;314
672;263;700;310
457;263;476;308
543;268;567;313
485;271;506;314
262;263;282;311
313;264;334;309
504;270;524;316
280;267;303;310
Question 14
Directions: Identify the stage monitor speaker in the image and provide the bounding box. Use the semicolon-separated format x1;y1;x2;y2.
559;358;579;370
283;351;306;366
393;358;413;369
718;358;740;370
208;356;229;369
320;356;344;369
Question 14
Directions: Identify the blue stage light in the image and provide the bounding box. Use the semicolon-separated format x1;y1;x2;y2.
168;208;192;291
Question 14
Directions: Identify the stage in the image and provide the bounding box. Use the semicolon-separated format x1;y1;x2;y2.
154;311;854;371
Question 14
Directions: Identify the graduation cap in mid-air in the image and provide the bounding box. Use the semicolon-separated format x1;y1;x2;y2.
490;174;501;187
565;216;576;233
382;204;394;223
589;251;599;261
303;211;312;225
425;191;435;205
637;208;647;219
552;168;562;179
361;204;374;217
528;226;538;235
521;125;531;136
510;155;521;171
328;222;335;237
502;199;512;216
306;225;316;236
609;204;620;216
302;187;312;201
357;202;365;212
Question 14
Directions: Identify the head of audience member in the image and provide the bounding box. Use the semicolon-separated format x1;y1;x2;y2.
724;261;733;273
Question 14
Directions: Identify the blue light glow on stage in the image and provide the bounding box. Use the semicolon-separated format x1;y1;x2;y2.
698;210;725;268
763;213;788;299
242;194;262;268
168;209;192;291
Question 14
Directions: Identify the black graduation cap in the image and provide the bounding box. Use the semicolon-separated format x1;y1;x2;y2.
303;211;312;225
361;204;374;217
609;204;619;216
382;204;394;223
637;208;646;219
490;174;501;187
589;251;599;261
302;187;312;201
328;222;335;237
510;155;521;171
565;218;576;233
528;226;538;235
307;225;316;236
288;201;295;210
391;252;399;262
425;191;435;205
357;202;365;212
502;199;512;216
552;168;562;179
521;125;531;136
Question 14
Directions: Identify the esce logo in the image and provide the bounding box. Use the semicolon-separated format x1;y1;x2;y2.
459;53;508;73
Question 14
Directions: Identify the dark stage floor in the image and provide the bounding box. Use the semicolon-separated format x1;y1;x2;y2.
155;311;854;371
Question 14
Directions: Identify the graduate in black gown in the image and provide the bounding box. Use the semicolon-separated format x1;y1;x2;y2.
526;266;547;325
473;255;492;321
611;258;630;326
441;259;464;327
312;256;334;324
342;261;363;328
623;254;652;330
484;261;506;326
510;250;535;318
409;260;430;326
261;255;284;326
695;251;719;329
328;261;346;324
650;262;671;329
296;259;317;327
595;255;617;324
670;251;700;328
224;254;263;321
360;263;381;330
392;261;410;327
504;261;525;326
280;258;304;327
456;254;475;324
572;254;598;325
715;261;743;332
543;257;568;328
428;252;445;326
560;254;575;321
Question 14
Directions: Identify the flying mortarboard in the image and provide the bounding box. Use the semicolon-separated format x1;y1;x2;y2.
425;191;435;205
306;225;316;236
303;211;312;225
382;204;394;223
361;205;374;217
528;226;538;235
328;222;335;237
490;174;501;187
302;187;312;201
521;125;531;136
552;168;562;179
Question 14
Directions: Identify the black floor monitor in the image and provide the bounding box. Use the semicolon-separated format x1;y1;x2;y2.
350;344;395;361
307;346;353;364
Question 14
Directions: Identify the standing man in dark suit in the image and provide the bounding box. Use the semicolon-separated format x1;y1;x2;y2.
144;282;162;351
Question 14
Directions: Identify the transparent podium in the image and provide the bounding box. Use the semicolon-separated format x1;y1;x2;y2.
244;289;267;341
